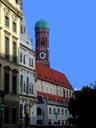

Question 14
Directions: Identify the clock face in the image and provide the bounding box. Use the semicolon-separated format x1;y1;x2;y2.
40;52;46;59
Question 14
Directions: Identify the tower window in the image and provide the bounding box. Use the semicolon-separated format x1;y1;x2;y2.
40;39;45;46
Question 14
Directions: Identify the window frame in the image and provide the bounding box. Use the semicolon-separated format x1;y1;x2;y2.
5;15;9;27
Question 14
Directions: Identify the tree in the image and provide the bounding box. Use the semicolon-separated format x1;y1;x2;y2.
68;85;96;128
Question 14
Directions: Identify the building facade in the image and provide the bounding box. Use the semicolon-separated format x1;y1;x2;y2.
35;20;74;126
19;14;37;125
0;0;23;128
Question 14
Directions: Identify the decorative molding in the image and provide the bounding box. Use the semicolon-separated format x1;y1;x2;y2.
4;65;11;71
12;13;18;22
16;0;22;5
4;7;10;16
12;69;18;74
1;0;23;18
4;30;11;36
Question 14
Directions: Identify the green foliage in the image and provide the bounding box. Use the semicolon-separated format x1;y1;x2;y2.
68;85;96;128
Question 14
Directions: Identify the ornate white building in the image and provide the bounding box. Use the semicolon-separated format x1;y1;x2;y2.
19;13;37;125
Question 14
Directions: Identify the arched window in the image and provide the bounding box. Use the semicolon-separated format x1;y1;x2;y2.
63;89;65;98
23;55;26;64
49;107;51;114
24;82;26;93
32;58;33;67
62;109;64;115
53;108;56;114
37;107;42;115
26;77;29;94
29;57;31;67
20;74;23;93
40;39;45;46
58;108;60;115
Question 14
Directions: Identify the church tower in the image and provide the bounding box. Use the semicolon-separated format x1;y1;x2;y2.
35;19;50;67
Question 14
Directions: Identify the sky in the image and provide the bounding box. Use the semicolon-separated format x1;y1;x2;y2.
23;0;96;90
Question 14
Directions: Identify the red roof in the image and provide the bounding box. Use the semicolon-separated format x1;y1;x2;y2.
38;91;69;103
36;62;73;89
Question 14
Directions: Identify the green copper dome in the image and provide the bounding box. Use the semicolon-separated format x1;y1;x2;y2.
35;19;50;30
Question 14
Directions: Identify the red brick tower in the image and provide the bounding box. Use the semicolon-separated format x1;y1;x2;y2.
35;19;50;67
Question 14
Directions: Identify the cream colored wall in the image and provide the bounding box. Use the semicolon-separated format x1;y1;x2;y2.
2;0;22;11
0;58;19;92
0;0;23;92
0;3;21;61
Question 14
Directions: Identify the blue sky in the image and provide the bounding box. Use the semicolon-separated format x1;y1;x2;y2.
23;0;96;90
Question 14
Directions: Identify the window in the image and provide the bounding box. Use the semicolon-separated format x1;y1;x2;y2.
20;104;23;121
32;58;33;67
13;42;17;63
40;39;45;46
24;82;26;93
23;55;26;64
65;110;68;116
5;16;9;27
20;53;22;63
49;107;51;114
58;109;60;115
12;108;17;124
62;120;64;125
53;108;56;114
26;77;29;94
29;83;34;94
29;58;34;67
46;87;48;93
42;85;44;92
12;74;17;94
29;57;31;67
4;107;9;124
21;25;23;34
20;75;23;93
13;22;16;32
31;85;34;94
62;109;64;115
63;89;65;98
58;120;60;125
37;108;42;115
4;71;9;92
5;37;9;59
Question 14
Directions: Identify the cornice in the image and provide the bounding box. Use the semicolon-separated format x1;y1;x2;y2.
20;43;35;54
1;0;23;18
